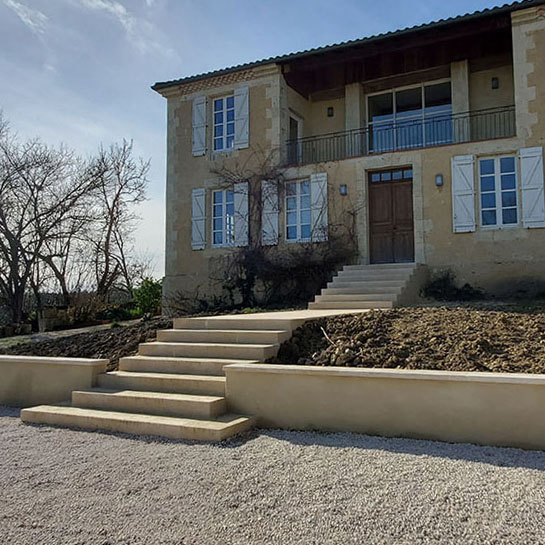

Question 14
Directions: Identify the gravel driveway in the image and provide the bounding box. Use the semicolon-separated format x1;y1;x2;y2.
2;406;545;545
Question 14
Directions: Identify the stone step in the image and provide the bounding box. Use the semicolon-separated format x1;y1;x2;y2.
97;371;226;396
344;263;416;271
138;341;279;360
157;328;291;344
308;301;393;310
72;389;227;419
173;316;296;331
21;405;255;442
119;355;256;376
327;280;406;289
314;293;398;303
335;270;413;281
321;286;403;295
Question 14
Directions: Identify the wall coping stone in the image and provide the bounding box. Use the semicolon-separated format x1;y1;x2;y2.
0;355;109;368
226;363;545;386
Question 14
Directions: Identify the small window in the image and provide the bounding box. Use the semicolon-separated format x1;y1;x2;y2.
479;156;518;228
212;189;235;245
213;96;235;151
286;180;311;241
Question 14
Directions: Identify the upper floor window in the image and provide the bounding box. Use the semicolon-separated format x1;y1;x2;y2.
479;156;518;228
212;188;234;246
368;81;452;153
286;180;311;241
214;96;235;151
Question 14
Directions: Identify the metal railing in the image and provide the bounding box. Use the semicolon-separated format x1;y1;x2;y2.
284;105;516;166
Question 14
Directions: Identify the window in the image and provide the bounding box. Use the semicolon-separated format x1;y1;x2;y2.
368;81;452;152
286;180;311;241
370;169;413;183
212;189;234;245
479;156;518;228
213;96;235;151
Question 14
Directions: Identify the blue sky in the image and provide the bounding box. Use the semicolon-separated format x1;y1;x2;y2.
0;0;506;276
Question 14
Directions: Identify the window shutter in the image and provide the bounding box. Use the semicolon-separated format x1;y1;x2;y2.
192;96;207;156
310;173;328;242
451;155;476;233
261;180;279;246
234;87;249;150
191;188;206;250
234;181;249;247
520;147;545;229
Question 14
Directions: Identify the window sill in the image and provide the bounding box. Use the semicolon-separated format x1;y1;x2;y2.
286;238;312;244
211;243;235;249
480;224;520;231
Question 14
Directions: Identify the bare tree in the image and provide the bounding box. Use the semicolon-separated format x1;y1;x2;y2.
0;125;99;322
87;140;149;301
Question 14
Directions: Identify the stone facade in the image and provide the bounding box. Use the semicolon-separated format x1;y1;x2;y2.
155;4;545;301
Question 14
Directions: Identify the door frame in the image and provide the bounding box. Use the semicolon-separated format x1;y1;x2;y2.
367;166;416;264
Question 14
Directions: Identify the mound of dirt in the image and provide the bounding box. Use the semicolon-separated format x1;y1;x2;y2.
270;307;545;374
0;318;172;371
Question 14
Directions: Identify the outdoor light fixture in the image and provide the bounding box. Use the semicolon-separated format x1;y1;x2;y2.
327;107;334;117
492;77;499;89
340;184;348;196
435;174;444;187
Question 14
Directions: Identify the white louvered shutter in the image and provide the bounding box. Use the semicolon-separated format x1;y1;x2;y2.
234;87;249;150
451;155;476;233
520;147;545;229
261;180;279;246
192;96;207;156
310;173;328;242
191;188;206;250
234;181;249;247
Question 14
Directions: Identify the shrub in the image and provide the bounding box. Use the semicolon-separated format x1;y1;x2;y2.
134;278;162;316
422;271;485;301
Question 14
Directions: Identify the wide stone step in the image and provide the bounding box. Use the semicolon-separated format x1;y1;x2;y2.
157;328;291;344
343;263;416;271
97;371;226;396
138;341;279;360
335;271;413;281
21;405;255;442
72;389;227;419
327;280;406;289
314;293;398;303
321;286;403;295
119;355;256;376
308;301;393;310
174;316;296;331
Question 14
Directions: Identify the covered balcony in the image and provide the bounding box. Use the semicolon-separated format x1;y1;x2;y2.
278;3;517;167
284;105;516;166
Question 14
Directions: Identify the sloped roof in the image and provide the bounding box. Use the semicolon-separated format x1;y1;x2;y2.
152;0;545;93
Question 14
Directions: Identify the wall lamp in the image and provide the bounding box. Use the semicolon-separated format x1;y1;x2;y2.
340;184;348;196
435;174;444;187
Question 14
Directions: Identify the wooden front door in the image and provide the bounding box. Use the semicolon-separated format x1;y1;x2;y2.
368;168;415;264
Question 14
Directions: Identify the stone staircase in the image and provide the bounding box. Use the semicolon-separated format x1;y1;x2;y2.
20;316;298;442
21;263;425;441
309;262;425;310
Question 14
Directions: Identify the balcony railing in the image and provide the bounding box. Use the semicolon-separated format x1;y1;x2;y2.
284;105;516;166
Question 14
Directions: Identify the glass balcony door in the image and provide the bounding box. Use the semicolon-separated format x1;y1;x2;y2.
368;81;453;153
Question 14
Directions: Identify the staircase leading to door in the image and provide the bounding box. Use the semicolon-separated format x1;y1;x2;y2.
21;263;426;441
310;262;425;310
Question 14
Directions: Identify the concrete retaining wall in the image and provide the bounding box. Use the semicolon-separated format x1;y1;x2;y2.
0;355;108;408
225;363;545;450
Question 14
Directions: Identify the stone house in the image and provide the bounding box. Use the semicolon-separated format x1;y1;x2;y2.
153;0;545;301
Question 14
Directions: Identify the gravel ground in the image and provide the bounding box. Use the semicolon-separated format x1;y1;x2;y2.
2;406;545;545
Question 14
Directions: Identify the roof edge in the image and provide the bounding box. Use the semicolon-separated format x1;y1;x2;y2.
152;0;545;94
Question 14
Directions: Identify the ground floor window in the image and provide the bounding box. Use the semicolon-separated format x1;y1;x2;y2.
212;189;234;246
286;180;311;241
479;156;518;228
